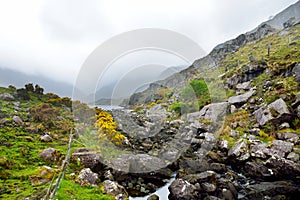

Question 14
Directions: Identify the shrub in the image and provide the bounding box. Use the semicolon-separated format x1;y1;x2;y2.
47;97;72;108
180;79;211;109
25;83;34;92
72;101;96;124
95;109;125;146
30;103;59;128
16;88;30;100
34;84;44;95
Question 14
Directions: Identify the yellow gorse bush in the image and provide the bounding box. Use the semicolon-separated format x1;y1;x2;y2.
95;109;125;146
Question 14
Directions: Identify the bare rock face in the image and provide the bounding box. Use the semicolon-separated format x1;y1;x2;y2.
39;147;61;163
76;168;99;186
103;180;128;199
168;179;200;200
254;98;291;126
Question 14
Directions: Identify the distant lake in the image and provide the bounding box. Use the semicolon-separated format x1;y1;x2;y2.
95;105;123;111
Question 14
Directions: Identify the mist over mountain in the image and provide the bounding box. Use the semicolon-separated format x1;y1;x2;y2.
94;65;187;105
0;67;73;97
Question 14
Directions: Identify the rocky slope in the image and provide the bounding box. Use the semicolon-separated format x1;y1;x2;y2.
128;0;300;106
108;2;300;199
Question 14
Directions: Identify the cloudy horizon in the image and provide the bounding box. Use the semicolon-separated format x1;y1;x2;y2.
0;0;298;93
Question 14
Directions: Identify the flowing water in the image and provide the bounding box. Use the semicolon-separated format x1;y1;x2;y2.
129;175;176;200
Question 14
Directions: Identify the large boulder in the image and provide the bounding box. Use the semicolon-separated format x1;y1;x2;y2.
111;154;171;177
270;140;294;157
244;181;300;200
228;89;256;106
242;161;274;180
183;170;216;184
265;156;300;179
71;148;104;172
168;179;200;200
254;98;291;126
76;168;99;186
187;102;228;124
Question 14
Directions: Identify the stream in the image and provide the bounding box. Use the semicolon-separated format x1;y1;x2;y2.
129;174;176;200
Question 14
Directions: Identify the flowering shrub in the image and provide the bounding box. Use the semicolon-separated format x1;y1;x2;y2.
95;109;125;146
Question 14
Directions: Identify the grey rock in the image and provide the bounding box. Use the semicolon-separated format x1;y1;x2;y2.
112;154;170;176
242;161;274;179
168;179;200;200
292;63;300;82
236;81;251;90
72;149;104;172
287;152;299;162
268;98;290;114
104;170;114;181
201;182;216;192
222;188;235;200
230;105;237;114
228;89;256;105
248;128;260;136
245;181;300;199
250;142;269;158
103;180;128;198
226;74;240;88
12;115;23;126
0;93;14;101
279;122;290;129
187;102;228;123
265;157;300;179
277;132;299;144
39;147;60;163
210;163;226;173
76;168;99;186
230;130;239;137
228;139;250;161
219;139;229;151
184;170;216;184
40;134;52;142
271;140;293;157
254;98;290;125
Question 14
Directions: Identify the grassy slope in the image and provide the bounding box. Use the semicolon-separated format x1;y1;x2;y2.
0;87;113;200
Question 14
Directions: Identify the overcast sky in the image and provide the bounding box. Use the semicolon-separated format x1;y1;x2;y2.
0;0;298;86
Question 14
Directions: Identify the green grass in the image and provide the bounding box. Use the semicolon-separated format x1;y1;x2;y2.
55;178;114;200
